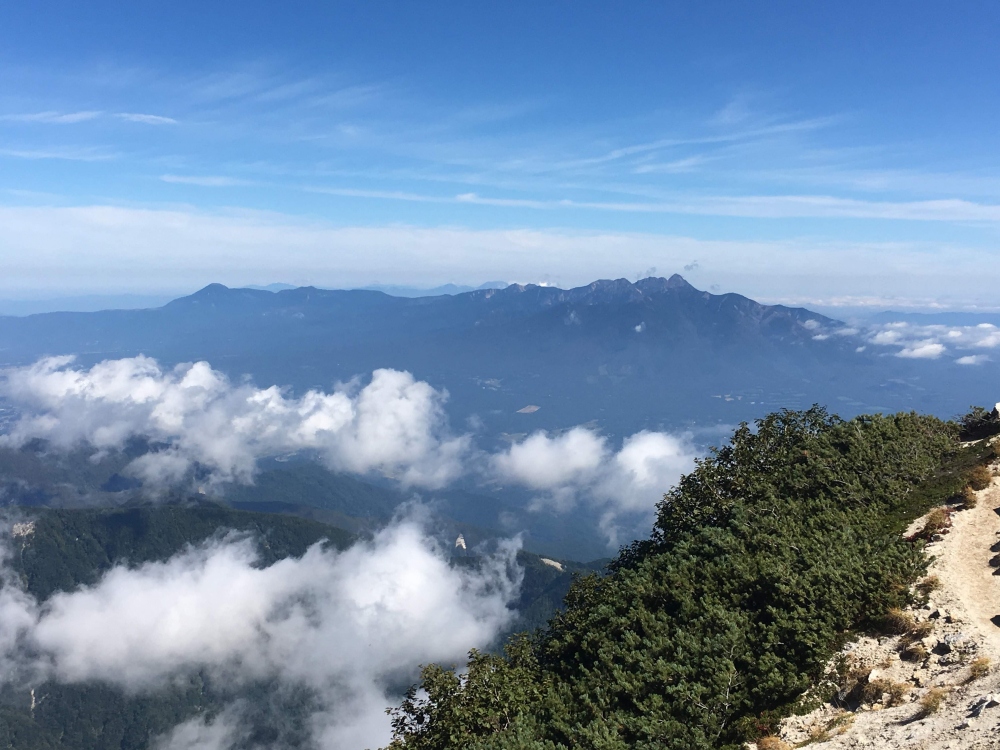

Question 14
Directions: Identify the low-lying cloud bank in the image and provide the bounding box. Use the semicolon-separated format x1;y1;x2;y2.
799;318;1000;363
0;356;698;536
862;321;999;362
1;355;468;489
0;516;521;749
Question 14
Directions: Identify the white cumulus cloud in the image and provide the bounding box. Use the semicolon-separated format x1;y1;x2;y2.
0;516;521;749
0;356;701;548
0;356;469;490
956;354;990;365
862;321;1000;362
897;341;945;359
491;427;696;544
492;427;607;494
116;113;179;125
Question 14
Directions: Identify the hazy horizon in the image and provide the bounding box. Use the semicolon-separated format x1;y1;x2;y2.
2;2;1000;310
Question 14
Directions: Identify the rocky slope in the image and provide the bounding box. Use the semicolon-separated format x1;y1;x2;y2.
760;445;1000;750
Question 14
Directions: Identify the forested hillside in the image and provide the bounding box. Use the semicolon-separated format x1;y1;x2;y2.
7;504;356;599
384;408;996;750
0;504;597;749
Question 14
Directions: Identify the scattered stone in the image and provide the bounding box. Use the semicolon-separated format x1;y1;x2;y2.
969;694;1000;718
941;633;967;651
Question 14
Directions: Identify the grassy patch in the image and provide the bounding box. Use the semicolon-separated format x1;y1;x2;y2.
961;485;979;509
901;643;928;662
916;687;949;718
880;607;916;635
968;657;991;682
969;464;993;491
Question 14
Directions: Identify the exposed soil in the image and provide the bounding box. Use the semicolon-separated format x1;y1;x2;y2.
756;455;1000;750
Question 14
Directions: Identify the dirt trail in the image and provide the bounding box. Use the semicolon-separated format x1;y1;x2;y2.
768;467;1000;750
931;480;1000;657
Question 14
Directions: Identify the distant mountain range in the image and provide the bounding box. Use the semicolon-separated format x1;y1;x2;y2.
242;280;510;297
0;275;994;436
0;281;509;316
0;293;182;317
352;280;509;297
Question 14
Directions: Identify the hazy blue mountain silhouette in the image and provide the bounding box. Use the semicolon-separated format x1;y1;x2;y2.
0;275;994;438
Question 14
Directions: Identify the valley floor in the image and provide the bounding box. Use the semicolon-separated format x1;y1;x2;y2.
768;453;1000;750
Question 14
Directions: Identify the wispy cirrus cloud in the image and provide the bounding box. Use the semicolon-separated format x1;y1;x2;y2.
0;111;102;124
116;113;178;125
546;116;840;172
5;64;995;232
160;174;256;187
163;161;1000;223
0;110;176;126
302;187;1000;223
0;146;117;161
631;155;713;174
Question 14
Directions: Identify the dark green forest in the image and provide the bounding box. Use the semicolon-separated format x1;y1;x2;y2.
383;408;996;750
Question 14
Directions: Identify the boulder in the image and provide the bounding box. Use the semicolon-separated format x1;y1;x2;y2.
969;694;999;717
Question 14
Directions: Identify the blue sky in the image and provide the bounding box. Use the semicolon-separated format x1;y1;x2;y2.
2;1;1000;309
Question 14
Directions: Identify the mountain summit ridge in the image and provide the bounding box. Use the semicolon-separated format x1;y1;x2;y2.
0;273;931;442
167;275;830;331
